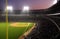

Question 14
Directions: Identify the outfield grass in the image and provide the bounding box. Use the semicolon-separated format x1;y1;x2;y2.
8;22;35;39
0;22;34;39
0;22;6;39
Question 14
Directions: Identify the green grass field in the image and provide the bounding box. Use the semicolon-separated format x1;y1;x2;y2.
0;22;34;39
0;22;6;39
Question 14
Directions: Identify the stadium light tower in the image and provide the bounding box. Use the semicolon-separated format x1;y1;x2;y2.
53;0;57;5
22;6;30;12
5;6;13;12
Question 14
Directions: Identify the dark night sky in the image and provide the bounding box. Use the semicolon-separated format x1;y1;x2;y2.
0;0;57;10
0;0;5;10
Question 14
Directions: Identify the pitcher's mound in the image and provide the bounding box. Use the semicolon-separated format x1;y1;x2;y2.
10;22;32;27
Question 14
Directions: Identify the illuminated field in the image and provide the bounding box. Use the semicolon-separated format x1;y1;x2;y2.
0;22;35;39
8;22;35;39
10;22;34;27
0;22;6;39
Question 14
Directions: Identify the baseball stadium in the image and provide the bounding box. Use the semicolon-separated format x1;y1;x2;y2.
0;7;39;39
0;0;60;39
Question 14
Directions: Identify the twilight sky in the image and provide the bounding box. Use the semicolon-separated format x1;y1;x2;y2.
0;0;57;10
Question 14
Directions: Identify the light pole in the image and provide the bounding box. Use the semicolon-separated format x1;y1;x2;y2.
5;6;13;12
22;6;30;12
